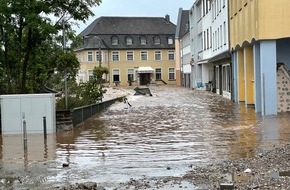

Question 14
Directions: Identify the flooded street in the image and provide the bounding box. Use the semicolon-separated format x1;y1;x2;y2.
1;86;290;189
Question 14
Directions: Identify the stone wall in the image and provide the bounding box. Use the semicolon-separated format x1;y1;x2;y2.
277;63;290;112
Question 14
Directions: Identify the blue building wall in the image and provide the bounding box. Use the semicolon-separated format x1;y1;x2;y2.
254;43;262;113
260;40;277;115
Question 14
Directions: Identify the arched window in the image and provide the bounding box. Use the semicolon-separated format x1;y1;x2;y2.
140;36;147;45
112;36;119;45
154;36;160;44
126;37;133;45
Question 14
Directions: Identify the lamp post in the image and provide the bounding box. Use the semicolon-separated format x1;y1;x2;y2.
62;18;68;110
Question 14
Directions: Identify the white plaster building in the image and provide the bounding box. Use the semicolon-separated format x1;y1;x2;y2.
189;0;231;99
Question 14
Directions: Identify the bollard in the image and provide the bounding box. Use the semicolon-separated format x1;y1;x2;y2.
43;117;47;140
23;120;27;151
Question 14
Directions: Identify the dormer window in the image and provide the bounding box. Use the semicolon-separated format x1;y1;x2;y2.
154;36;160;45
126;37;133;45
112;36;119;45
167;36;174;44
140;36;147;45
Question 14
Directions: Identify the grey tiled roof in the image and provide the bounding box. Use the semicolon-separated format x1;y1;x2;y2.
77;16;176;50
176;9;190;38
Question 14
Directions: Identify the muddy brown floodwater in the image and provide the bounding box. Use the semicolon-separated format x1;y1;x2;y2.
1;86;290;189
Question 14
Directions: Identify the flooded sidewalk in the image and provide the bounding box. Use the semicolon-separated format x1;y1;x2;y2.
1;86;290;189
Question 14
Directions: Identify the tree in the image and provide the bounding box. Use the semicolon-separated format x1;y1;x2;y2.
0;0;102;94
80;66;108;104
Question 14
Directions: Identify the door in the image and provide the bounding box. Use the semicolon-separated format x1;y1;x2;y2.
139;73;151;85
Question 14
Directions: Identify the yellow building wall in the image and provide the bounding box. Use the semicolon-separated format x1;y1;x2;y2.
76;49;176;86
238;49;245;102
258;0;290;40
175;39;181;86
230;0;290;49
229;0;258;49
244;46;255;105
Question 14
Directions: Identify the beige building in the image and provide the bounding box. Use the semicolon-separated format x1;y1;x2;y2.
75;16;177;86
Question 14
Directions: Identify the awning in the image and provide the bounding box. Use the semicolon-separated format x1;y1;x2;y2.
137;67;154;73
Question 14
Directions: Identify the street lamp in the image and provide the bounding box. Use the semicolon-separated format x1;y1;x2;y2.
62;18;68;110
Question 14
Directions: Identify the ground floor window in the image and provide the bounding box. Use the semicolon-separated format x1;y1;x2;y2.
155;68;162;80
113;69;120;82
88;70;94;81
169;68;175;80
222;64;231;92
127;69;134;81
215;66;219;89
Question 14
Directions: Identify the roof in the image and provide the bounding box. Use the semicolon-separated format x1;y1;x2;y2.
77;16;176;50
175;9;190;39
80;16;176;36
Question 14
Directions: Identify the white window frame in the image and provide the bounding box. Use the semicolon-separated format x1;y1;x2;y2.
141;36;147;45
87;51;93;62
96;50;102;62
112;69;120;82
154;50;162;61
88;70;94;81
112;36;118;45
112;51;120;61
140;50;148;61
168;68;175;80
154;36;160;45
126;51;134;61
167;37;173;44
168;50;175;60
126;37;133;45
155;68;162;80
127;69;134;81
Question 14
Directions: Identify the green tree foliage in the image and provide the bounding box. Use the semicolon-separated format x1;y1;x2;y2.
80;66;108;104
0;0;102;94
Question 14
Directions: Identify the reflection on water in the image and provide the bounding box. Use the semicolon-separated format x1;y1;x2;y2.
1;86;290;189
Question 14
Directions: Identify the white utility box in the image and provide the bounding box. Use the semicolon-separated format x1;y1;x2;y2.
0;93;56;134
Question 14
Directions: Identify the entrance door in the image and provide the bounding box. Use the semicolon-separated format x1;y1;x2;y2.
139;73;151;85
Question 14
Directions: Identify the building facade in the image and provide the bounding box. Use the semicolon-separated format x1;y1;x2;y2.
230;0;290;115
75;16;176;86
189;0;230;98
175;8;192;88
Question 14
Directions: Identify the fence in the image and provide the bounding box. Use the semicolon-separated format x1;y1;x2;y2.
71;96;124;126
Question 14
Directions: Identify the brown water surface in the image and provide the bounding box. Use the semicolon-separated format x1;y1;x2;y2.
1;86;290;189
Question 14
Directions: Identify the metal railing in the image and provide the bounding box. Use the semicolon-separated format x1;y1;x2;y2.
71;96;124;126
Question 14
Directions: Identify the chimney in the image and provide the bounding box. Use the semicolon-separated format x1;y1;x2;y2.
165;14;170;23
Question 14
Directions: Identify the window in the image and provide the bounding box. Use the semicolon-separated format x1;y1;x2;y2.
220;25;223;48
112;51;119;61
88;70;94;80
127;51;134;61
155;68;162;80
141;51;148;61
96;51;102;62
216;66;219;89
169;68;175;80
154;36;160;44
126;37;133;45
140;36;147;45
223;21;227;45
113;69;120;82
112;36;118;45
167;36;173;44
127;69;134;81
154;50;161;61
168;50;175;60
206;29;209;49
87;51;93;62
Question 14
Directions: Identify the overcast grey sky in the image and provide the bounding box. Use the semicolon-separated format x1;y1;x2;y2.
74;0;194;34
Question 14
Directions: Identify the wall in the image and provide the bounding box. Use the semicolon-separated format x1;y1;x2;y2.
1;94;56;134
277;64;290;112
